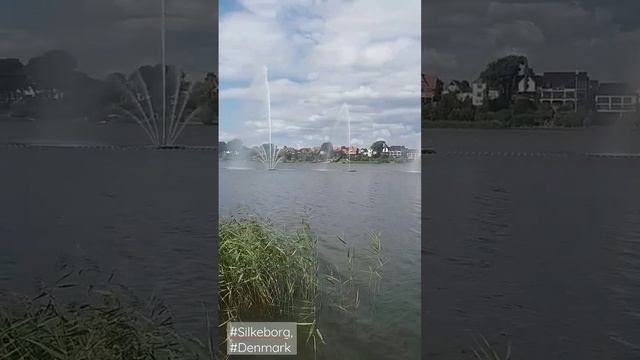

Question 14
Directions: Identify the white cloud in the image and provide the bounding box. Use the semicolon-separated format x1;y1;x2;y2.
219;0;421;148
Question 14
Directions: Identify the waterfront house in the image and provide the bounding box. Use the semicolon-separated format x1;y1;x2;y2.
538;71;591;111
472;81;500;107
445;81;461;94
517;72;540;96
406;149;420;160
516;63;539;97
388;145;407;158
595;82;638;113
422;73;443;104
372;143;390;157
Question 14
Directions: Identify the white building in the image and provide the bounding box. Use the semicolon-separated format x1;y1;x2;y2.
472;82;500;107
518;77;537;93
595;83;638;113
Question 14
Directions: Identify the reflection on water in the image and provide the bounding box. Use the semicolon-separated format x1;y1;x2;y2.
424;129;640;359
220;162;421;359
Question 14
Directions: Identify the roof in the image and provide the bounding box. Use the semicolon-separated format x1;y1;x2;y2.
388;145;406;151
422;73;442;97
539;72;589;89
596;82;636;96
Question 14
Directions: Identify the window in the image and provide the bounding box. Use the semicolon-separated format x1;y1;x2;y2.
542;91;552;99
623;97;634;104
611;97;622;104
596;97;609;104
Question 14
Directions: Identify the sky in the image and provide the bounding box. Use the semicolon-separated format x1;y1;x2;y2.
423;0;640;86
0;0;217;79
218;0;422;149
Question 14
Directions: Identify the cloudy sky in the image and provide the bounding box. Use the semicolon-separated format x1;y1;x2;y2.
423;0;640;86
0;0;217;79
219;0;421;149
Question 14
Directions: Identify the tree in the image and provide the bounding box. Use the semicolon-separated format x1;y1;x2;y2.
459;80;471;93
479;55;529;105
370;140;386;157
227;138;243;153
319;142;333;155
67;71;106;117
25;50;78;92
513;97;537;114
0;58;27;103
102;72;127;105
219;141;228;153
191;72;217;125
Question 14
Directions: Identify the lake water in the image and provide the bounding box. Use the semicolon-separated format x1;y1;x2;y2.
0;120;217;341
220;161;421;359
424;128;640;359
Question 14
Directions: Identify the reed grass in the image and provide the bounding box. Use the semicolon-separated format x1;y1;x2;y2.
218;217;386;358
0;272;212;360
218;217;319;324
472;335;512;360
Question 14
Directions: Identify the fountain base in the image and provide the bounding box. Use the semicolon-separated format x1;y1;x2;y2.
156;144;186;150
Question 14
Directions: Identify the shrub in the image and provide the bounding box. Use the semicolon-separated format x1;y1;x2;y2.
510;113;536;127
9;98;39;119
474;110;491;122
449;108;475;121
493;109;512;125
513;98;537;114
557;111;585;127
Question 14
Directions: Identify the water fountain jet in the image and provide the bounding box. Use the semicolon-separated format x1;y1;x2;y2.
255;66;283;170
339;103;356;173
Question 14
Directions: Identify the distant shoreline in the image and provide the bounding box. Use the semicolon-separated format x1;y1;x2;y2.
422;120;589;130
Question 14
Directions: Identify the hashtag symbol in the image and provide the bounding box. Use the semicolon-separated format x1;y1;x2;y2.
230;342;238;352
229;326;238;337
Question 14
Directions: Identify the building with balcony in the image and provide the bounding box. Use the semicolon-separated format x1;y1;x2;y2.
388;145;407;157
595;83;638;113
538;72;591;111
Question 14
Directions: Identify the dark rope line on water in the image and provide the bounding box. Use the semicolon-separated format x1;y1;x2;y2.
428;151;640;159
0;143;216;152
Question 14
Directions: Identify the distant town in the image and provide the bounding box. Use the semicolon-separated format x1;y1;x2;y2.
422;55;639;128
219;139;420;162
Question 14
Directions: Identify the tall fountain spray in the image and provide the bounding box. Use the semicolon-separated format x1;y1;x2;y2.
256;66;283;170
341;103;356;172
266;66;273;170
161;0;167;145
115;0;201;148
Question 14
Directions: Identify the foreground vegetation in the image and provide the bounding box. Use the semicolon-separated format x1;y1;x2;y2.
218;217;385;358
0;274;212;360
472;335;512;360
